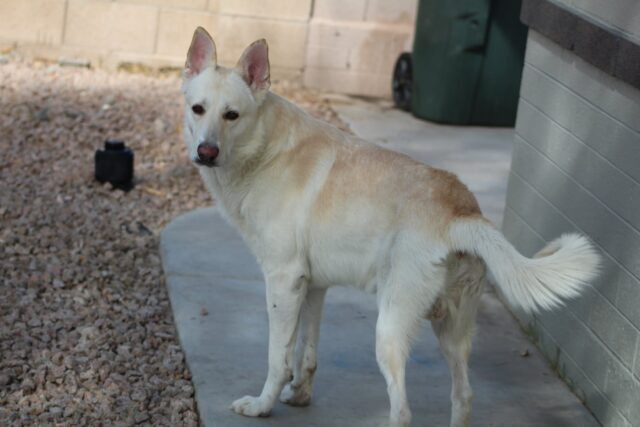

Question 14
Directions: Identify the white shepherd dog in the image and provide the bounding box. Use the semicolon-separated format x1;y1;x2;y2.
181;27;600;427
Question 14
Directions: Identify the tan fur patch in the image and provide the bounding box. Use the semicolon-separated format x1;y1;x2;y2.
280;135;331;191
426;298;447;320
311;143;482;231
312;143;409;220
426;251;486;320
428;168;482;218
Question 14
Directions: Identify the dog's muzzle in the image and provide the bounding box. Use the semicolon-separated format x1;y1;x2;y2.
196;143;219;167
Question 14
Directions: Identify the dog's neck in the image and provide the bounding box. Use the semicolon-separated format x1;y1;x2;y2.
201;92;303;223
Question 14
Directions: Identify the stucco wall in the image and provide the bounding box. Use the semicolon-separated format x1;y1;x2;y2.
0;0;416;98
503;22;640;427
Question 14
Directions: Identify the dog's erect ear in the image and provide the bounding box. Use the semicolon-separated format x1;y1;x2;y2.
185;27;216;77
236;39;270;92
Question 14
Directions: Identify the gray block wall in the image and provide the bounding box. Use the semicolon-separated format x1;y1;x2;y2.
552;0;640;46
502;30;640;427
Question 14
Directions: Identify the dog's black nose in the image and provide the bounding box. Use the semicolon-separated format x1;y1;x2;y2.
197;143;219;164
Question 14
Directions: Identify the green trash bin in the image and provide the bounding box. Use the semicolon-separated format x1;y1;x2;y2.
408;0;528;126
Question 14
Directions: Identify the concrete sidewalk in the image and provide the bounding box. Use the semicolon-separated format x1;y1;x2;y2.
160;100;600;426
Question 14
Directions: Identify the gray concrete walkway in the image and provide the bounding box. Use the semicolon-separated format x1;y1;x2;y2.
160;100;600;426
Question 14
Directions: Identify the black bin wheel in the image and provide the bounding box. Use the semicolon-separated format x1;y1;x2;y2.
392;52;413;111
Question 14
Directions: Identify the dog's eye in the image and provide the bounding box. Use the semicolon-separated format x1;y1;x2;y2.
223;111;239;121
192;104;205;115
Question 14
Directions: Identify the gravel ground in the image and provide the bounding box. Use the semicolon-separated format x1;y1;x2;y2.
0;59;348;426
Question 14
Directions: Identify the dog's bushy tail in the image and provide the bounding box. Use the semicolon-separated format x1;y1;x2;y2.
448;218;600;312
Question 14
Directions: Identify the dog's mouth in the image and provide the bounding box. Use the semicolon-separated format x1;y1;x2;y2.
194;157;218;168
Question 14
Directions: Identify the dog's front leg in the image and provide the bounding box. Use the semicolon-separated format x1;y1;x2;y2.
231;269;307;417
280;287;327;406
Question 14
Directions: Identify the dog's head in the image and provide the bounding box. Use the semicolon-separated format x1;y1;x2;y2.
182;27;270;168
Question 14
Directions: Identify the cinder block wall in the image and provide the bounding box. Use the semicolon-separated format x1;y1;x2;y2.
503;5;640;426
0;0;416;98
304;0;416;97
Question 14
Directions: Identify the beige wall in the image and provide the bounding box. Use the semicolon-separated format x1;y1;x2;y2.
0;0;416;98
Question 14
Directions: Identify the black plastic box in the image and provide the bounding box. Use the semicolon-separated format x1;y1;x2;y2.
95;140;134;190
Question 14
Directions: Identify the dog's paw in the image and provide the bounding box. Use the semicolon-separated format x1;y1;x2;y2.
229;395;270;417
279;383;311;407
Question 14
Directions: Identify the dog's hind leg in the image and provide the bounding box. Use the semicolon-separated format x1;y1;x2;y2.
430;254;485;427
376;302;415;427
376;266;444;427
280;287;327;406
